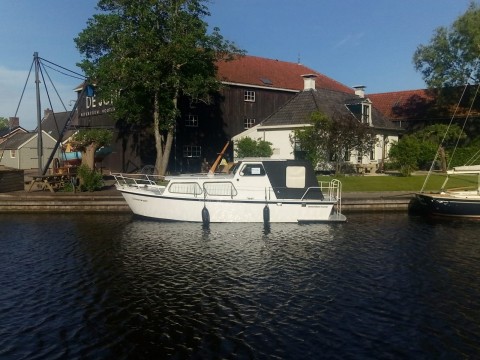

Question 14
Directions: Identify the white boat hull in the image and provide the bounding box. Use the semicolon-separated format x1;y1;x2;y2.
119;188;341;223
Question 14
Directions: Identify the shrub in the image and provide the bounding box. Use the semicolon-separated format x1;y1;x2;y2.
235;137;273;158
77;164;104;192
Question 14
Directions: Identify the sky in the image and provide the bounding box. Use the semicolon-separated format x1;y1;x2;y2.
0;0;473;130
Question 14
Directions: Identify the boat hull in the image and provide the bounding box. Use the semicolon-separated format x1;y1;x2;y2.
411;192;480;218
118;188;343;223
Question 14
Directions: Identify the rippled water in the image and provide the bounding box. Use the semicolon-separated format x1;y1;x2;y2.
1;212;479;359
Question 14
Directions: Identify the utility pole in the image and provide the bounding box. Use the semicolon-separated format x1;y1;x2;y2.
34;52;43;174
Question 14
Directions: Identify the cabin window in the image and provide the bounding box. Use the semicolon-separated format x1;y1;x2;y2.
185;114;198;127
204;182;238;197
240;164;265;176
286;166;306;188
10;150;16;158
244;118;256;129
183;145;201;158
244;90;255;102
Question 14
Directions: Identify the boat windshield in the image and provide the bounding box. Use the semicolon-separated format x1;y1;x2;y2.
230;162;241;175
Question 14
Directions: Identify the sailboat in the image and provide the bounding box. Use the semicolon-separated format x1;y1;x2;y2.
411;165;480;218
410;85;480;219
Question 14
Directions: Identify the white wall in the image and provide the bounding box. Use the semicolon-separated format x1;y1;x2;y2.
233;125;398;167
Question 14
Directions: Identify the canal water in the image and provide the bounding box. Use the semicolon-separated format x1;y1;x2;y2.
0;212;479;359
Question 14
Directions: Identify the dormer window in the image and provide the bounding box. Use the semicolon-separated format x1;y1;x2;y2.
346;100;372;125
362;104;371;124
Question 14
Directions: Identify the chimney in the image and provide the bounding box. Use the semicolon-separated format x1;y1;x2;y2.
302;74;317;91
9;117;19;130
353;85;366;98
44;108;53;118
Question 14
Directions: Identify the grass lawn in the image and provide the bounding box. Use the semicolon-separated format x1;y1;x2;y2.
318;173;479;192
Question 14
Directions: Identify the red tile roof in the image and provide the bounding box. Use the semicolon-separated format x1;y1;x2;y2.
368;89;435;120
216;55;354;94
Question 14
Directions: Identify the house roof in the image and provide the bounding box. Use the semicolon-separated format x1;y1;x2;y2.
216;55;354;93
367;87;480;122
0;126;28;138
38;110;76;141
1;132;36;149
367;89;435;121
259;88;397;130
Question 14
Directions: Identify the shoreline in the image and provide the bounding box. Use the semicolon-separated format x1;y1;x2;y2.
0;184;414;213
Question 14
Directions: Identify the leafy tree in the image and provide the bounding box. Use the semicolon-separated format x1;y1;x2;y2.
293;111;377;174
388;124;466;175
70;129;113;170
413;2;480;88
0;117;8;131
235;137;273;158
388;135;422;176
75;0;243;175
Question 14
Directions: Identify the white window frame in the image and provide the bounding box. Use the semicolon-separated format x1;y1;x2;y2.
244;90;255;102
362;104;371;124
183;145;201;158
10;149;16;158
244;118;256;129
185;114;199;127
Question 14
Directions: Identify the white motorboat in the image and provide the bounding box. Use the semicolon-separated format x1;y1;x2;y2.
112;159;346;224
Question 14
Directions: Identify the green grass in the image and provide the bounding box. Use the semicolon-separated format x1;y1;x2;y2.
318;173;479;192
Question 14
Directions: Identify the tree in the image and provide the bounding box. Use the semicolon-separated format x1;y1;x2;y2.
293;111;377;174
75;0;243;175
0;117;8;131
235;137;273;158
413;2;480;88
388;124;466;175
70;129;113;170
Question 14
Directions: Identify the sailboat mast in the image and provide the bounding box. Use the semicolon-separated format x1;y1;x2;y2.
34;52;43;174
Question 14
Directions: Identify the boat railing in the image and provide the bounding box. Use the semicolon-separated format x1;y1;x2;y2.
300;179;343;215
111;173;165;187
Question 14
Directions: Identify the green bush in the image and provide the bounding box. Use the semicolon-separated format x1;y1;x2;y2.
77;164;104;192
235;137;273;158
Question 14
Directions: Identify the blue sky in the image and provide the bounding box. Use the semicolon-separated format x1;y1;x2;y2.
0;0;473;130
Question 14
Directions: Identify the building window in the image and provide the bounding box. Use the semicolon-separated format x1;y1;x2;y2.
183;145;201;158
10;150;16;158
244;90;255;102
370;144;376;160
357;151;363;164
362;104;371;124
244;118;256;129
185;114;199;127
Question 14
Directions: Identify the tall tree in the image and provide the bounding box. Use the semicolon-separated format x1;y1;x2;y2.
413;2;480;88
75;0;243;175
293;111;377;174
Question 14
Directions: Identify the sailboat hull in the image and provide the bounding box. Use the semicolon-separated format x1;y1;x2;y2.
411;192;480;218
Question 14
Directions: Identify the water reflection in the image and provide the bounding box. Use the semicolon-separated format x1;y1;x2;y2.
0;213;479;358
